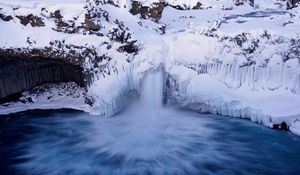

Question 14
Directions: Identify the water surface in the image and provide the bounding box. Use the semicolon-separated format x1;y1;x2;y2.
1;71;300;175
0;108;300;175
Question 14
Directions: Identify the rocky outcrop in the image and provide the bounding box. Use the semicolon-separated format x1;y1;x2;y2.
0;0;141;102
287;0;300;9
16;15;45;27
0;55;85;100
234;0;254;6
128;0;256;21
130;1;165;21
129;1;204;21
0;14;13;21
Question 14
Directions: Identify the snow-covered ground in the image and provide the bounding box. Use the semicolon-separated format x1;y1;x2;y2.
0;82;90;115
0;0;300;136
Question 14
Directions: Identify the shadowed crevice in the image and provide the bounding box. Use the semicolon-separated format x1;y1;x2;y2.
0;56;85;101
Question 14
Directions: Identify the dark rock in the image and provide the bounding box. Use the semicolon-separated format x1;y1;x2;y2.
147;2;165;21
49;10;78;34
159;24;166;34
50;10;63;19
234;0;245;6
192;2;202;10
117;41;139;54
107;26;131;43
27;97;33;103
0;14;13;21
130;1;142;15
168;4;185;10
83;14;101;31
0;93;22;104
130;1;165;21
273;121;289;131
0;42;95;66
85;96;94;106
16;15;45;27
287;0;300;9
233;0;254;6
249;0;255;6
106;0;118;7
230;33;249;47
0;56;85;99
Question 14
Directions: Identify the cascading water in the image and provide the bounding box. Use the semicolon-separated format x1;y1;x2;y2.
139;69;164;108
2;67;300;175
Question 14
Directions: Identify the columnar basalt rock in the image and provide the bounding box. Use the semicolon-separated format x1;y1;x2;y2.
0;56;85;99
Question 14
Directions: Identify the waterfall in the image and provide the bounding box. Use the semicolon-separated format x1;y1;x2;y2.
140;69;164;108
88;66;165;117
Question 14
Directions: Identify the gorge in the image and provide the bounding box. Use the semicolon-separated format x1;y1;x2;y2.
1;0;300;174
1;70;300;174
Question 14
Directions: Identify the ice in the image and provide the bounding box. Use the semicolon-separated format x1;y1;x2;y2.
205;61;300;93
88;60;165;116
166;68;300;128
0;82;90;115
1;0;300;136
88;63;142;117
290;121;300;136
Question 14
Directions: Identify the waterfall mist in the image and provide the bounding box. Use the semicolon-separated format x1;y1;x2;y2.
140;69;164;108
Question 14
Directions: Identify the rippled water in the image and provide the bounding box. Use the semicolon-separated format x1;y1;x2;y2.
1;107;300;175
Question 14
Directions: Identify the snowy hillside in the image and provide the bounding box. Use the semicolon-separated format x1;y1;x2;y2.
0;0;300;135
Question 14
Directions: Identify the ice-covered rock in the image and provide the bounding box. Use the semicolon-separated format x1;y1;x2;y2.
290;120;300;136
0;82;89;115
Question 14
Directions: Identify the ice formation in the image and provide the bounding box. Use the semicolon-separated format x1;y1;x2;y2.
0;0;300;135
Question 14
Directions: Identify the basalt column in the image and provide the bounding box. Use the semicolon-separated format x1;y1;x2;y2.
0;56;85;100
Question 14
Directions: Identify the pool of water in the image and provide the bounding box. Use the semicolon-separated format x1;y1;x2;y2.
1;107;300;175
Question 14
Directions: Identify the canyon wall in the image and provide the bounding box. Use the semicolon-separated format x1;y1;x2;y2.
0;56;85;100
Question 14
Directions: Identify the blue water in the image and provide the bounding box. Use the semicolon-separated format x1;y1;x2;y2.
0;108;300;175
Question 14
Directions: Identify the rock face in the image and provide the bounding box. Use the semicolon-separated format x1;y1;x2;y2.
129;1;165;21
287;0;300;9
0;0;140;102
128;0;209;21
16;15;45;27
128;0;258;21
234;0;254;6
0;56;84;99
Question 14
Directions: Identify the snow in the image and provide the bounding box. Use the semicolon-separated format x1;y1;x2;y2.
158;0;300;135
0;83;90;115
172;71;300;122
1;0;300;136
290;121;300;136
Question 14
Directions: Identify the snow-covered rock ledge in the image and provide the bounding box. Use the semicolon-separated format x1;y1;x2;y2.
165;65;300;136
0;82;91;116
163;29;300;136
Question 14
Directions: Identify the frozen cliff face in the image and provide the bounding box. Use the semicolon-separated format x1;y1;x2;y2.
164;32;300;93
160;0;300;133
0;56;84;99
0;0;142;102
